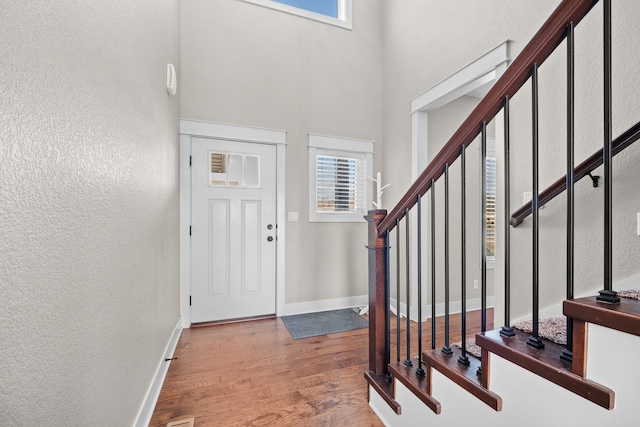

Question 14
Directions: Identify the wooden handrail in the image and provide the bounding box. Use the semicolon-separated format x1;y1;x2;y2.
511;120;640;227
377;0;599;236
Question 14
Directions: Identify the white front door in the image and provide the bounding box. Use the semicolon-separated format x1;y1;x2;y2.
191;137;277;323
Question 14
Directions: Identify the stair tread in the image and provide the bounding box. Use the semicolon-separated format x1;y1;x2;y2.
388;359;441;414
477;329;615;409
564;296;640;336
364;370;401;414
423;347;502;411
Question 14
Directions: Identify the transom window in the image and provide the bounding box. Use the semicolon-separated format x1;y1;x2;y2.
274;0;338;18
242;0;352;30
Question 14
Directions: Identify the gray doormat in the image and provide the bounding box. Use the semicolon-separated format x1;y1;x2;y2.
281;308;368;339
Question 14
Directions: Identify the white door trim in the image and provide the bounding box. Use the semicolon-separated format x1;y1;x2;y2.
407;41;509;320
180;119;286;327
410;40;510;115
410;40;510;178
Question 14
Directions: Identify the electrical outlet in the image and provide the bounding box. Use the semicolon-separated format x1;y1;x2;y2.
473;279;479;290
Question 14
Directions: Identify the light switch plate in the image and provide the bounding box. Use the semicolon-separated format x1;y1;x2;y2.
288;211;298;222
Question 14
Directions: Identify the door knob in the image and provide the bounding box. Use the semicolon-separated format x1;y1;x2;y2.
267;236;274;242
267;224;273;230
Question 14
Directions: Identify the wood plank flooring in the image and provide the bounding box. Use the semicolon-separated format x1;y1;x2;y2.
150;309;492;427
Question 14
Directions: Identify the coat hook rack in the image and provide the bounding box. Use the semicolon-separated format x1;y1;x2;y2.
370;172;390;209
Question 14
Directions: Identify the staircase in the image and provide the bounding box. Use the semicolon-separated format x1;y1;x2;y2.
370;307;640;426
365;0;640;425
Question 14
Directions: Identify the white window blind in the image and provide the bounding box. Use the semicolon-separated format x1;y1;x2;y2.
315;154;364;213
485;155;496;262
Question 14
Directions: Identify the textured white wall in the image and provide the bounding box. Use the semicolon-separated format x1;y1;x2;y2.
506;1;640;318
180;0;383;306
0;1;180;425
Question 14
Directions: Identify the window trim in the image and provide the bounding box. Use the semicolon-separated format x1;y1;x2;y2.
308;134;373;223
242;0;352;30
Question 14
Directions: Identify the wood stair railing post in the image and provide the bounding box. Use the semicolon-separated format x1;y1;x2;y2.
366;209;390;376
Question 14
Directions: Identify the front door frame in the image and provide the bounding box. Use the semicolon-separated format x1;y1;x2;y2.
179;119;286;327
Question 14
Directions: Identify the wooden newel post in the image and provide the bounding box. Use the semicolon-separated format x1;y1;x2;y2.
366;209;390;376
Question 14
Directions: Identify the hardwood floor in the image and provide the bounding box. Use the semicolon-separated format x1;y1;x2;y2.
150;309;492;427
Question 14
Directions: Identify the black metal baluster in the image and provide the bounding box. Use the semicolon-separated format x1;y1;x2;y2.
442;165;453;355
501;97;516;338
431;180;437;350
562;22;576;363
405;209;413;366
396;219;401;362
477;123;489;378
459;145;470;366
416;196;425;377
528;64;545;349
481;122;488;334
597;0;619;304
385;230;391;381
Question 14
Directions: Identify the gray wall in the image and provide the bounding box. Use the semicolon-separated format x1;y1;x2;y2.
180;0;383;306
0;1;181;425
381;0;559;311
381;0;559;210
381;0;640;320
428;96;496;305
506;1;640;318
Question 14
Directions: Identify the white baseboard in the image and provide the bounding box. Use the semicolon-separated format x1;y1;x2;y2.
134;317;183;427
283;295;368;316
282;295;495;320
390;297;495;321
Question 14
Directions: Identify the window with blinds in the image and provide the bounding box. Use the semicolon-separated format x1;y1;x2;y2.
308;134;373;223
315;155;364;213
485;155;496;262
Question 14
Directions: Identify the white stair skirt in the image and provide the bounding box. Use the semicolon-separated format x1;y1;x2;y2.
370;323;640;426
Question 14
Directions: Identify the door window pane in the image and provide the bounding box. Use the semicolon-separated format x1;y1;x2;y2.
210;153;227;186
245;155;260;187
209;151;261;188
227;154;243;186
